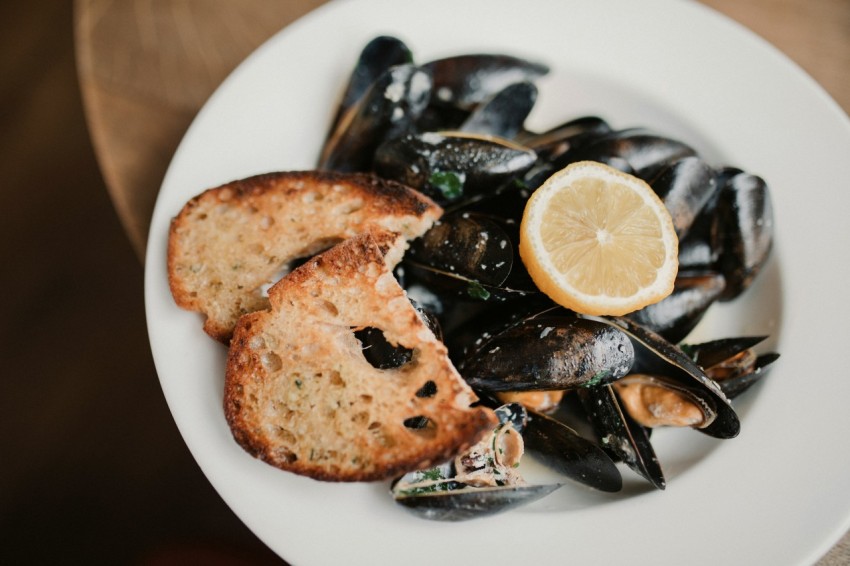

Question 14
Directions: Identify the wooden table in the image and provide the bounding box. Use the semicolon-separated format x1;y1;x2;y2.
74;0;850;563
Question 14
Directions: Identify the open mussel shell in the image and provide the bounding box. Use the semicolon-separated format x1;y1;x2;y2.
586;316;740;439
716;353;779;399
324;35;413;140
715;171;774;301
318;63;432;172
523;410;623;492
373;131;537;205
626;271;726;344
613;373;719;429
683;336;780;399
423;53;549;111
577;385;666;490
458;81;538;139
684;335;768;369
648;155;718;239
459;315;635;392
555;129;698;181
391;403;561;521
392;482;561;522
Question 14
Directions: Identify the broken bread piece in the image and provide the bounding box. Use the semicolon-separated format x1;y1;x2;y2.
224;228;497;482
168;171;441;342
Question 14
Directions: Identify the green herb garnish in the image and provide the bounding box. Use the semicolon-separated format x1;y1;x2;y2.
466;280;491;300
429;170;464;200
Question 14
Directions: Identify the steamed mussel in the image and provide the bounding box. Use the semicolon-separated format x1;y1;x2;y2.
391;403;562;521
318;35;779;520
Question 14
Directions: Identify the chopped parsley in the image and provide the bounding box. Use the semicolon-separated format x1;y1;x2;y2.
429;170;464;200
466;280;491;300
581;370;611;388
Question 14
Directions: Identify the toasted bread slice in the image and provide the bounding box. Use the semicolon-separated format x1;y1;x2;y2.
168;171;441;342
224;229;497;482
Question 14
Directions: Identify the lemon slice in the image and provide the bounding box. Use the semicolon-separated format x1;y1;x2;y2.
519;161;678;316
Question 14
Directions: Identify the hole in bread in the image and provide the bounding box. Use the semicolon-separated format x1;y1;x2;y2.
260;352;282;372
259;215;275;230
415;381;437;398
370;425;397;448
322;301;339;317
354;327;413;369
403;417;437;438
272;447;298;464
403;416;430;429
258;240;343;297
275;427;297;445
328;370;345;387
301;191;324;203
337;198;364;215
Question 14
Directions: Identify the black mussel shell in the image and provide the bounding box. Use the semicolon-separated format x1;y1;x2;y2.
556;129;697;181
682;336;779;399
517;115;613;162
577;385;666;489
715;171;774;301
392;482;561;521
717;353;779;399
325;35;413;140
460;315;635;392
677;203;721;271
319;64;432;172
423;53;549;110
683;336;768;369
458;81;538;139
627;271;726;344
445;294;559;363
649;156;718;239
590;316;740;439
407;212;514;287
524;410;622;492
374;131;537;205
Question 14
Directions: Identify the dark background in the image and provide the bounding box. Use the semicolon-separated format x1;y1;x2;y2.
0;3;280;564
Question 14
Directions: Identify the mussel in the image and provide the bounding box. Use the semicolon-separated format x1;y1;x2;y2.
423;53;549;111
715;171;774;301
555;129;698;181
324;35;413;140
459;315;635;392
648;156;718;239
683;336;780;399
458;81;538;139
627;271;726;343
319;63;432;172
373;131;537;205
391;403;562;521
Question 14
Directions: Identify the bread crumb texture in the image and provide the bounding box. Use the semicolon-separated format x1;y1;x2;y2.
223;229;497;482
167;171;441;342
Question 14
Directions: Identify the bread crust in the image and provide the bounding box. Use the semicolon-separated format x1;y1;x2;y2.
168;171;441;342
223;229;497;482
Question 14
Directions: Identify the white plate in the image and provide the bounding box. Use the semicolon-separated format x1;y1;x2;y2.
145;0;850;564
